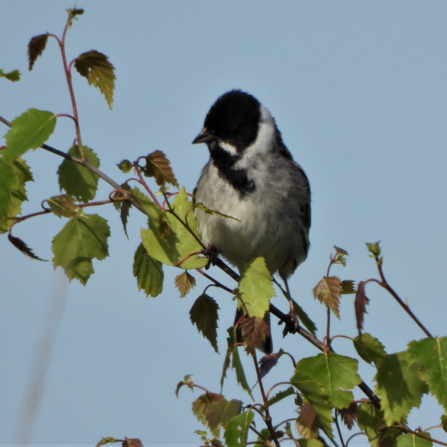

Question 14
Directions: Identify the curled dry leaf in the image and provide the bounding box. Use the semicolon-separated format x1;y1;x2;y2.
355;281;370;335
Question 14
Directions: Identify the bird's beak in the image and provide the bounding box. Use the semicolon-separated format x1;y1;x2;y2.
192;128;213;145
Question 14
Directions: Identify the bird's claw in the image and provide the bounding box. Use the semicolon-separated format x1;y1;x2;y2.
203;245;219;270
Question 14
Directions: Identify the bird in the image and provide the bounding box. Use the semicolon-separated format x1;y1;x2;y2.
192;90;311;354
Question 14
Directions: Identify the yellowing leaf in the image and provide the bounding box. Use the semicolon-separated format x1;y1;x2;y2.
74;50;116;109
139;187;207;270
238;257;274;319
312;276;342;318
175;271;196;297
48;194;84;218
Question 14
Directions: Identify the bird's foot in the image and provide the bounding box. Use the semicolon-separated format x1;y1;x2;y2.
203;245;219;270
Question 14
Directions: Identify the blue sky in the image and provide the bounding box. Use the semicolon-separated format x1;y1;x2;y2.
1;1;447;445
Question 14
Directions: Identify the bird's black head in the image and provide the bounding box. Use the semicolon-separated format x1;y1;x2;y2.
193;90;261;152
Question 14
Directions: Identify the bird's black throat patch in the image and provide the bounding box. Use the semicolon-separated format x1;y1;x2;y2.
209;144;256;196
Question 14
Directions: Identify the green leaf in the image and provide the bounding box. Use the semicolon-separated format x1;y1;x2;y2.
223;411;254;447
139;187;207;270
28;34;48;70
356;402;382;447
340;280;356;294
220;328;235;392
192;393;222;437
312;276;342;318
231;345;253;400
366;241;381;257
396;433;432;447
51;214;110;285
407;337;447;411
206;399;242;435
294;353;361;409
291;299;317;335
353;333;387;366
57;145;100;202
268;386;296;407
174;271;196;297
175;374;193;398
375;351;428;425
238;257;274;318
290;371;334;437
133;243;163;297
0;158;18;217
0;159;33;233
47;194;85;218
74;50;116;109
189;293;219;353
2;109;56;163
0;69;21;82
67;7;84;18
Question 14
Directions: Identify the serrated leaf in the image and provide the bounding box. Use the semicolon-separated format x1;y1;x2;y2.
143;150;179;188
312;276;342;318
0;158;18;217
291;299;317;335
47;194;84;218
396;433;432;447
57;145;100;202
175;271;196;297
206;399;242;434
268;386;296;407
190;293;219;353
192;393;222;437
338;402;357;430
2;109;56;163
296;402;319;439
28;34;48;70
194;202;240;221
221;328;235;392
231;345;253;400
407;337;447;411
139;187;207;270
290;371;334;437
240;316;270;354
442;414;447;432
0;159;33;234
340;280;356;294
8;233;46;261
238;257;275;319
293;353;360;409
258;349;284;380
0;69;21;82
51;214;110;285
356;402;382;447
375;351;428;425
223;411;254;447
353;333;387;366
355;281;369;335
74;50;115;109
133;243;163;297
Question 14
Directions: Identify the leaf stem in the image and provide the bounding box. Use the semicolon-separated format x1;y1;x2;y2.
132;162;162;209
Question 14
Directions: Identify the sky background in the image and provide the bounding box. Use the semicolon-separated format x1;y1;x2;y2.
1;1;447;446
